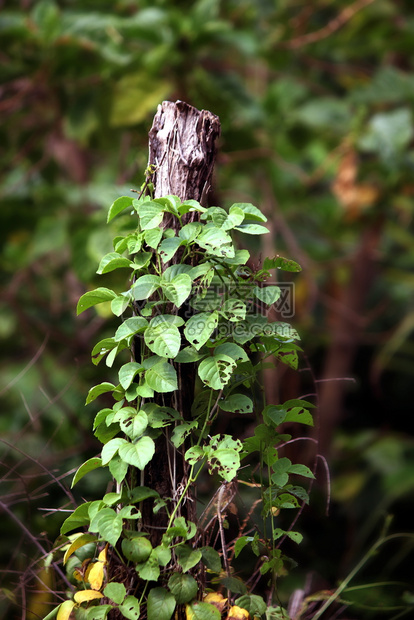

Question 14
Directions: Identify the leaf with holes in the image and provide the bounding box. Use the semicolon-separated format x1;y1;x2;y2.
159;236;182;263
184;312;218;350
220;394;253;414
119;596;140;620
198;354;236;390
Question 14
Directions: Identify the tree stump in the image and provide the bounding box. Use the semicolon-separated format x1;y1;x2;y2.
148;100;220;203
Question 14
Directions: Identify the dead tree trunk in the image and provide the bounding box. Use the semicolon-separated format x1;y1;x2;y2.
142;101;220;542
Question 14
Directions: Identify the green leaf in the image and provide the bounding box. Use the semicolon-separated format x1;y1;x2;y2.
103;582;126;605
138;202;164;230
154;195;181;214
159;236;182;263
153;544;172;566
108;455;129;484
60;502;92;535
179;222;202;242
115;317;148;342
273;529;303;544
147;587;176;620
119;362;144;390
144;322;181;359
71;457;102;487
220;298;246;322
231;203;267;222
235;595;267;617
184;312;218;350
175;346;203;363
187;601;221;620
210;206;244;230
145;361;178;392
144;227;163;249
86;605;112;619
119;596;141;620
220;394;253;414
115;408;148;440
89;507;123;546
101;438;128;465
97;252;132;274
253;285;281;305
107;196;134;222
168;573;198;604
175;544;202;572
284;406;313;426
263;405;287;427
200;546;221;573
131;274;161;300
263;256;302;272
234;536;254;558
198;354;236;390
215;342;248;361
77;287;116;315
171;422;198;448
288;463;315;478
235;223;268;235
122;537;152;563
118;436;155;469
135;552;161;581
91;338;117;365
162;274;192;307
86;382;116;405
197;227;235;258
111;293;131;316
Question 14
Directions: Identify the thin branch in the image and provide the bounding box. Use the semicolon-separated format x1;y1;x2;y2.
283;0;376;49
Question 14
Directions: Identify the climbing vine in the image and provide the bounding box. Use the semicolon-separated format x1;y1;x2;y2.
47;186;314;620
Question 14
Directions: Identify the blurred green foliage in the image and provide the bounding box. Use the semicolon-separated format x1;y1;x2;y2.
1;0;414;618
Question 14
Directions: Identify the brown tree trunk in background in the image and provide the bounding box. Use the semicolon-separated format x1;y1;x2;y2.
316;221;382;460
142;101;221;542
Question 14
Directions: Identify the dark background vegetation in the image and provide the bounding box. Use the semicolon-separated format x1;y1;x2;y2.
1;0;414;618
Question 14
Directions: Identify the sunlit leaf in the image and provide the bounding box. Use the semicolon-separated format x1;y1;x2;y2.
118;436;155;469
71;457;102;487
63;533;97;565
74;590;104;603
145;361;178;392
77;288;116;315
56;600;76;620
107;196;134;222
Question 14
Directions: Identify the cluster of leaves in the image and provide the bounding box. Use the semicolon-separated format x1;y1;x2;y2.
46;194;313;620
